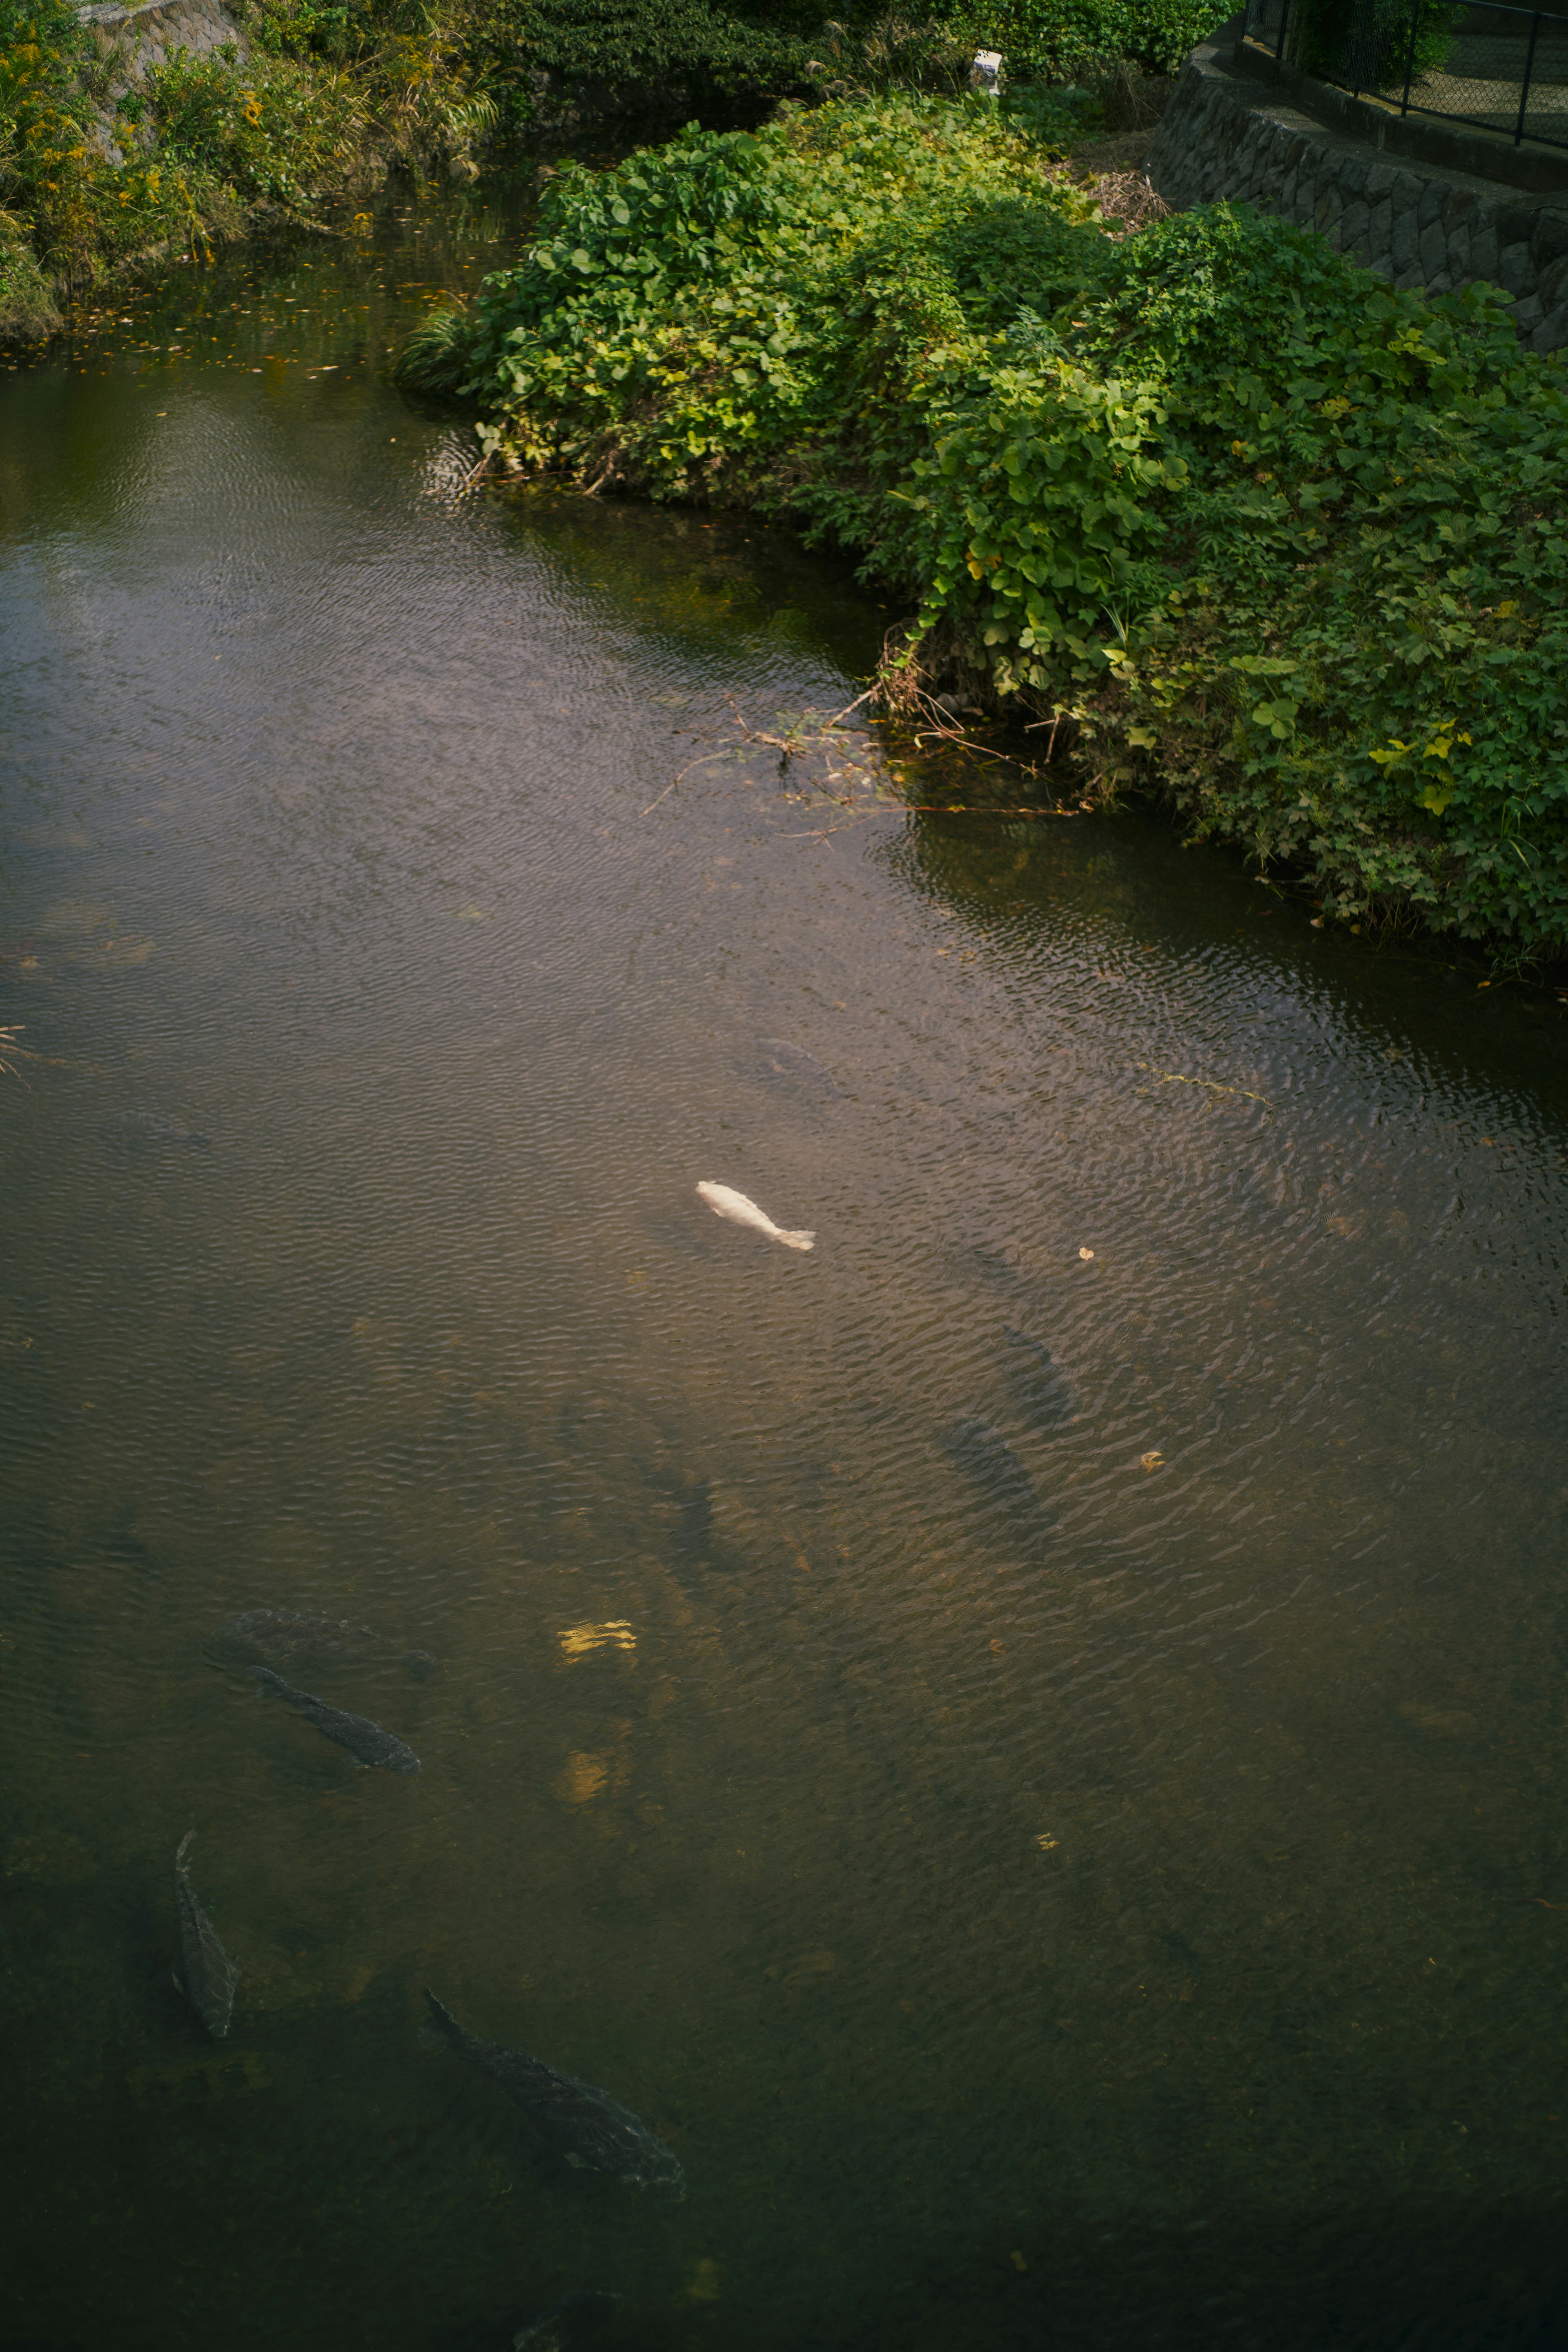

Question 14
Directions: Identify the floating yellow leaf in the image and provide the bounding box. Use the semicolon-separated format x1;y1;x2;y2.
1078;1246;1095;1261
1035;1833;1059;1852
1140;1450;1164;1472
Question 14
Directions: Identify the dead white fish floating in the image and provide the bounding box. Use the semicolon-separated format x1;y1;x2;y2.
695;1180;814;1253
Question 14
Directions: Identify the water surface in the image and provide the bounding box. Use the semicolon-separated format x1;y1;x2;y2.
3;194;1568;2352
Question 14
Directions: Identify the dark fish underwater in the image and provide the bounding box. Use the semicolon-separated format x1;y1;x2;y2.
250;1666;421;1773
513;2294;623;2350
99;1111;212;1156
423;1990;685;2201
757;1038;840;1094
1001;1325;1080;1428
173;1831;239;2038
426;2294;621;2352
211;1607;437;1679
941;1415;1056;1541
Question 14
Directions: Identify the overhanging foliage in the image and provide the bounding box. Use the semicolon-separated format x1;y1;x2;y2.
400;92;1568;949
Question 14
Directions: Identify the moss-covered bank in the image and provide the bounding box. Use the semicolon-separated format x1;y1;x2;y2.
399;93;1568;954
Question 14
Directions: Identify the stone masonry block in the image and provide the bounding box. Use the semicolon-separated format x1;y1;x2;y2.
1532;210;1568;261
1370;199;1394;260
1446;225;1471;278
1496;240;1536;294
1512;293;1545;330
1316;186;1344;232
1339;156;1372;196
1419;218;1449;277
1495;204;1539;245
1537;252;1568;307
1280;171;1298;209
1365;162;1399;200
1394;263;1427;291
1426;272;1454;294
1440;188;1479;232
1338;199;1371;253
1467;221;1500;281
1533;304;1568;352
1392;209;1420;272
1417;181;1449;231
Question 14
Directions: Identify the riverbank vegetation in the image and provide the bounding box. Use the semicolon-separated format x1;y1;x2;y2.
1;0;1216;337
399;93;1568;953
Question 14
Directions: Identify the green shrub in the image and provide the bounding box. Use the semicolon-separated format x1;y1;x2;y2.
927;0;1233;79
0;0;381;327
0;202;58;333
404;94;1568;951
146;45;367;212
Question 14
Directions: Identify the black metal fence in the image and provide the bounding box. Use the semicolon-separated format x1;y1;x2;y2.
1242;0;1568;149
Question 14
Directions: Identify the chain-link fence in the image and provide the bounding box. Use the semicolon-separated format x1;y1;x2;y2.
1242;0;1568;149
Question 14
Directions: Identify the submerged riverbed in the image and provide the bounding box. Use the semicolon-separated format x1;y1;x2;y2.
2;193;1568;2352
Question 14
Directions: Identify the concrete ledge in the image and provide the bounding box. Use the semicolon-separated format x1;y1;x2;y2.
1232;38;1568;196
1146;37;1568;350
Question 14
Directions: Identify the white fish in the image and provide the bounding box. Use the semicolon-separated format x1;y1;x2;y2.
696;1180;815;1252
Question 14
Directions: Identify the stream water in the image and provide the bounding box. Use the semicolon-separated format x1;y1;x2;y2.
2;189;1568;2352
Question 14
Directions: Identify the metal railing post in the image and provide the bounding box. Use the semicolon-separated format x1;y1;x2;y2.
1275;0;1292;75
1399;0;1421;111
1513;8;1541;142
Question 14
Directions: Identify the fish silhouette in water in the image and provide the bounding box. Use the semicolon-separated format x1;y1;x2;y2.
99;1111;212;1156
173;1831;239;2038
425;2297;621;2352
1002;1326;1080;1430
758;1038;839;1095
249;1666;421;1773
696;1180;814;1252
941;1416;1056;1541
423;1990;685;2201
514;2294;623;2350
211;1608;437;1680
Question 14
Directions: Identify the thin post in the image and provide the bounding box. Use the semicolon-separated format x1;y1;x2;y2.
1399;0;1421;112
1514;9;1541;143
1276;0;1291;73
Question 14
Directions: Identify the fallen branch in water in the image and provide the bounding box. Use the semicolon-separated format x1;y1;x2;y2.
643;692;1055;826
1135;1062;1273;1121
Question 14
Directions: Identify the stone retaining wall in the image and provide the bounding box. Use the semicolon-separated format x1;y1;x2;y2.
76;0;248;160
1145;38;1568;352
79;0;247;76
